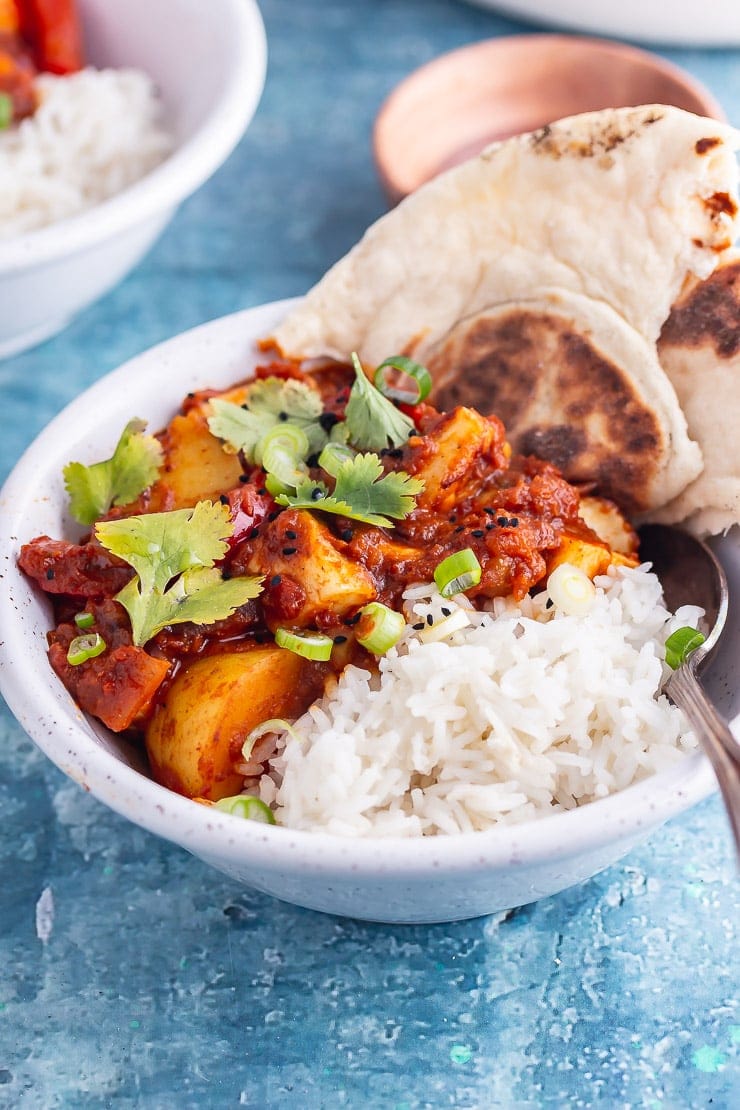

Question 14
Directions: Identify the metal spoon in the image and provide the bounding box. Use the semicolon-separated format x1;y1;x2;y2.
638;523;740;852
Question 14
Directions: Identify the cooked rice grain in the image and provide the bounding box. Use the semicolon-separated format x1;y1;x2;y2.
259;565;701;836
0;68;172;238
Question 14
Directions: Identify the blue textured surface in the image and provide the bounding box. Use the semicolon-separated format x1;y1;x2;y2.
1;1;740;1105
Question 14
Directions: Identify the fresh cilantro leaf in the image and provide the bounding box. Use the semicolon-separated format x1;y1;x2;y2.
207;377;328;461
95;501;263;645
207;400;267;459
276;453;424;527
344;353;415;451
96;501;233;593
115;566;263;647
63;419;163;526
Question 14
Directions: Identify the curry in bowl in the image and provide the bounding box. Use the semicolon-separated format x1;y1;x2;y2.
18;351;702;835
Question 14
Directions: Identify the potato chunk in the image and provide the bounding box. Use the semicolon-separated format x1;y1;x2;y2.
146;648;325;800
154;409;243;509
246;510;377;627
548;495;639;578
413;407;506;511
579;496;638;557
546;533;612;579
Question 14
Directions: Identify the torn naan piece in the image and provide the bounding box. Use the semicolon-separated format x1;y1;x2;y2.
271;105;740;513
650;253;740;534
428;291;702;515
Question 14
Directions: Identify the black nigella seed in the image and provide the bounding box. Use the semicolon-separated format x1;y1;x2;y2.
222;568;232;580
311;487;324;501
441;607;451;617
486;522;495;531
545;598;554;610
187;392;195;399
219;494;229;505
318;412;339;432
268;511;279;521
412;622;425;631
284;529;297;540
345;612;362;626
449;515;457;524
510;518;519;527
340;529;353;542
471;529;484;538
306;453;320;468
241;403;250;411
484;507;495;516
426;613;434;626
258;487;267;495
333;634;348;645
249;528;260;540
270;575;282;587
46;568;55;580
497;517;508;526
282;546;297;556
278;411;288;422
454;525;464;534
238;474;249;484
388;448;403;459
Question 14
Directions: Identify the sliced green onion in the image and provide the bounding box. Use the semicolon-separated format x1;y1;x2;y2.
664;626;706;670
434;548;482;598
418;607;471;644
258;423;309;488
74;611;95;630
0;94;13;131
546;562;596;617
329;420;350;445
318;441;355;477
241;717;299;761
264;473;293;497
356;602;405;654
374;356;433;404
66;633;106;666
214;795;276;824
275;627;334;661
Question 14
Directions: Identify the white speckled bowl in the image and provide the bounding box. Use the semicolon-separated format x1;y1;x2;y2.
0;0;266;358
0;302;736;924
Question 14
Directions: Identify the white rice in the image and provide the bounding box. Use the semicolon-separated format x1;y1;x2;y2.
0;68;173;239
259;565;702;837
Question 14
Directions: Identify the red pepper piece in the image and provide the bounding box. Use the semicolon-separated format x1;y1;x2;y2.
18;0;83;74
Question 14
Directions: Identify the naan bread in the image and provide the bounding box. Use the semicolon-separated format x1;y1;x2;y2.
271;105;740;513
650;253;740;534
428;291;702;515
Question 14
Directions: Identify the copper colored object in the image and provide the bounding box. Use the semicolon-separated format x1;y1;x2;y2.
373;34;726;204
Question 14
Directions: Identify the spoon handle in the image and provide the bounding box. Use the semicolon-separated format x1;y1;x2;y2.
667;658;740;857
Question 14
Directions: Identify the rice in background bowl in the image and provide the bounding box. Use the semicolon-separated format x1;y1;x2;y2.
0;68;172;238
0;0;266;357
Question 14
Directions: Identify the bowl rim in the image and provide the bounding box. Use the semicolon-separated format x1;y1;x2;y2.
373;33;727;202
0;300;718;876
0;0;267;274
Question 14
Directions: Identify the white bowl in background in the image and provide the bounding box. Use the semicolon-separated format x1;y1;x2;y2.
0;302;736;924
0;0;266;359
464;0;740;47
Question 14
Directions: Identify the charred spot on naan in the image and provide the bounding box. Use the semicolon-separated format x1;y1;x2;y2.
696;136;723;155
430;308;664;514
660;257;740;359
528;109;664;161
